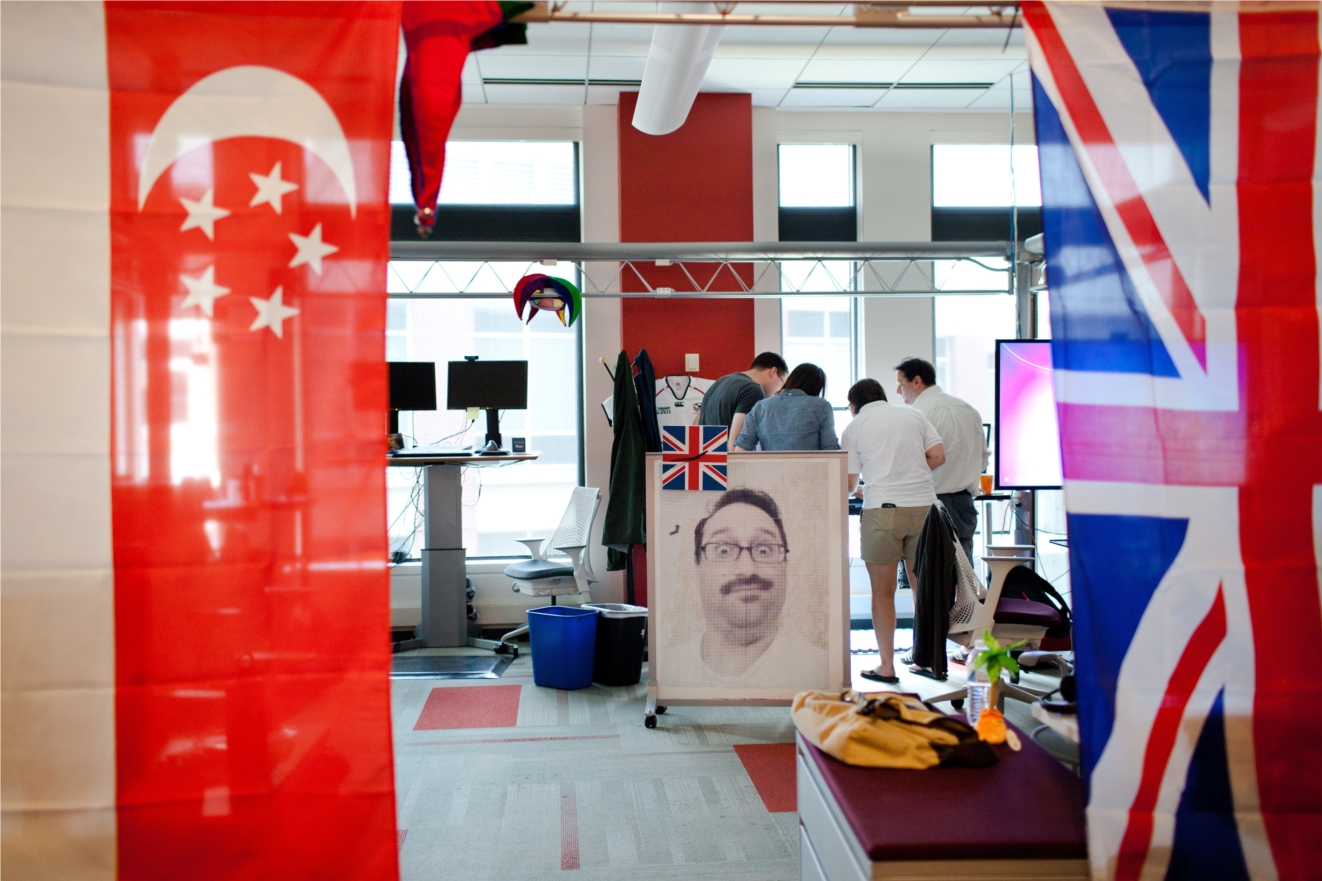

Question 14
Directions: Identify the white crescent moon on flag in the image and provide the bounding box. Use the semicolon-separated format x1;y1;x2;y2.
137;65;358;216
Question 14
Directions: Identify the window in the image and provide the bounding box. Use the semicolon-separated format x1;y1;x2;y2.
386;270;580;559
778;143;857;241
778;144;854;207
777;144;859;433
933;294;1017;445
388;140;580;242
931;144;1041;243
932;145;1041;208
389;140;577;205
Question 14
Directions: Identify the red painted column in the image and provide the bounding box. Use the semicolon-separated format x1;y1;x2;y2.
617;92;755;378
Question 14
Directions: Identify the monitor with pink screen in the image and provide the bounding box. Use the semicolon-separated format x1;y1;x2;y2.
995;340;1063;490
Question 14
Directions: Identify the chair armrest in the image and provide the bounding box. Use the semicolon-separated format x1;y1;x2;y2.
515;538;547;560
556;544;598;587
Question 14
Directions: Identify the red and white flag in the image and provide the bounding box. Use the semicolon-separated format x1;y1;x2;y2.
3;3;401;878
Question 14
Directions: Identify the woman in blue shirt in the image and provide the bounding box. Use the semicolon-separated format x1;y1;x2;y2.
733;363;840;451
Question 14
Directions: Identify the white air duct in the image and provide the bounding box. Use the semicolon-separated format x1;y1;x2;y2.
631;3;724;136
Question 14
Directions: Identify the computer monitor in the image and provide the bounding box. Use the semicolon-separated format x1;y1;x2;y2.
387;362;436;438
447;359;528;450
994;339;1063;490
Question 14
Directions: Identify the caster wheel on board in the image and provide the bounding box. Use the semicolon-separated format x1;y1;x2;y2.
951;699;964;710
655;706;667;714
645;714;657;729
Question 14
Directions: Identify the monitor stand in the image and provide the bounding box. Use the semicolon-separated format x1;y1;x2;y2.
479;408;506;455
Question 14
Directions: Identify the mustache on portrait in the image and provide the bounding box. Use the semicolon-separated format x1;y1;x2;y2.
719;574;775;596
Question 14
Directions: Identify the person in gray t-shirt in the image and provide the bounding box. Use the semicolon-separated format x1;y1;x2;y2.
698;352;788;442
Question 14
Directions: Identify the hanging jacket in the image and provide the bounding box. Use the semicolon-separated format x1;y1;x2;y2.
911;502;957;679
602;350;646;570
633;348;662;453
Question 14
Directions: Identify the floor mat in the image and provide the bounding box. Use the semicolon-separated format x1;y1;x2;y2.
733;742;797;813
391;654;513;680
414;684;522;730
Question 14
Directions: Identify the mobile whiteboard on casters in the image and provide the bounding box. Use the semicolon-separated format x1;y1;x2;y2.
643;451;850;722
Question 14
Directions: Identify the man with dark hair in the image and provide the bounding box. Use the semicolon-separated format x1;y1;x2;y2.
846;377;887;411
894;357;988;561
667;487;822;686
698;352;789;442
841;378;946;683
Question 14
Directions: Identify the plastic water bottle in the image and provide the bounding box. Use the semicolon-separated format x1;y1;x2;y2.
967;639;991;726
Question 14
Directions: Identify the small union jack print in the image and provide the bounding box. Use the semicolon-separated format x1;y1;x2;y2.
661;425;728;491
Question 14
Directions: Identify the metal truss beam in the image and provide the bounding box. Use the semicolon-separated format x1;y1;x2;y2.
512;1;1021;30
388;241;1013;299
390;240;1012;262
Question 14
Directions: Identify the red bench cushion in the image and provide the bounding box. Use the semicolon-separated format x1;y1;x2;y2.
994;597;1062;629
802;720;1086;862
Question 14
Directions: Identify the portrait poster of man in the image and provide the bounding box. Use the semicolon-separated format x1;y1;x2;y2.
647;452;849;702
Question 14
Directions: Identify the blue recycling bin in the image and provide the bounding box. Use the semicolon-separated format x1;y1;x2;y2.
526;606;598;690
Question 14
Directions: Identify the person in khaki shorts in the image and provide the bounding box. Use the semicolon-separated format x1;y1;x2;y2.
839;379;945;683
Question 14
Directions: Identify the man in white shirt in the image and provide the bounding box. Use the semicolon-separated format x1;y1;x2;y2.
840;379;945;683
895;357;989;561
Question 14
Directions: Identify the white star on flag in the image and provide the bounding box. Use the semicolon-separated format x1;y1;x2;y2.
179;189;229;240
288;223;339;275
249;286;299;338
179;265;230;317
248;161;299;214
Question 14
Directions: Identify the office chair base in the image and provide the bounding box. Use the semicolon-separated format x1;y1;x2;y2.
928;680;1052;709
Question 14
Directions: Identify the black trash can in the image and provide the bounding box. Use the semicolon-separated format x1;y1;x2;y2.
582;603;647;686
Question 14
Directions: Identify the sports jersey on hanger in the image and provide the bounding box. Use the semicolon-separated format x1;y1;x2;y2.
602;375;713;427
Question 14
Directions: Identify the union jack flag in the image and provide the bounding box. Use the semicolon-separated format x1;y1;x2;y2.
661;425;728;491
1026;4;1322;879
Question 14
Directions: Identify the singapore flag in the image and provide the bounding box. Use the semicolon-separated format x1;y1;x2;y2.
2;3;400;879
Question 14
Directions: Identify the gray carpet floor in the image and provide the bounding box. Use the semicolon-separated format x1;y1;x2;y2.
391;633;1071;880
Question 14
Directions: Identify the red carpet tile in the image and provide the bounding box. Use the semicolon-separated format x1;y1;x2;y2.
733;742;797;813
414;684;522;731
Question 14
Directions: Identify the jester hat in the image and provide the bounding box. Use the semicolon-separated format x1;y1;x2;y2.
513;273;582;327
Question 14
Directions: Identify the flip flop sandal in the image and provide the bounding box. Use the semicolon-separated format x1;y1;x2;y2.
907;665;948;682
859;668;900;684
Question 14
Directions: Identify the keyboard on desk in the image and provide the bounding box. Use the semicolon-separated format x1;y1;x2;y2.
389;445;474;458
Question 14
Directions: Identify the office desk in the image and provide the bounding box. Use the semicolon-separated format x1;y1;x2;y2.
387;453;538;647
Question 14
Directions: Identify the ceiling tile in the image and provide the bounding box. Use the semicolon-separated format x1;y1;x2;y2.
496;22;593;55
719;25;832;46
876;88;988;110
461;83;487;104
588;55;646;82
477;54;589;81
964;88;1035;111
462;55;482;85
779;87;885;108
482;84;588;105
812;42;931;61
584;23;655;55
819;26;947;47
922;43;1028;61
933;27;1026;48
751;88;792;107
713;41;820;60
795;58;916;84
587;84;629;105
899;58;1022;84
703;58;806;90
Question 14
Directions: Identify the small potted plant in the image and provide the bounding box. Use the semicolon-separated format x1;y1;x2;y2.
972;630;1028;704
970;630;1027;747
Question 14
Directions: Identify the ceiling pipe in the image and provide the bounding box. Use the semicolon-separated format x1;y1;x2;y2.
631;2;724;135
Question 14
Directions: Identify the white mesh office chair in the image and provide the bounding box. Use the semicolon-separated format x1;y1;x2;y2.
498;486;600;650
928;545;1064;709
